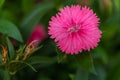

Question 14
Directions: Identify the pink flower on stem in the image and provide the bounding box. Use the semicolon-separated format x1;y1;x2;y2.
48;5;102;54
27;24;47;47
23;24;47;60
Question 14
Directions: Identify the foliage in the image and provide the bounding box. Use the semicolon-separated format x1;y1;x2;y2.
0;0;120;80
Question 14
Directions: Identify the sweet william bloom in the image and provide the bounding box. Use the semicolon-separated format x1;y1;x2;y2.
23;24;47;60
48;5;102;54
27;24;47;47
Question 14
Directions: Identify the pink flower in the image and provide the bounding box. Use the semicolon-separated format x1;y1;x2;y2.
48;5;102;54
27;24;47;47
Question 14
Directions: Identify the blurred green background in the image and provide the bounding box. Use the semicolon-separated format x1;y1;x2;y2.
0;0;120;80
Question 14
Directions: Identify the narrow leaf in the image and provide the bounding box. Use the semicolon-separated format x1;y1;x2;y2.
23;62;37;72
9;60;37;72
27;56;57;65
21;1;54;40
16;45;26;56
31;45;43;54
6;37;15;59
0;19;23;42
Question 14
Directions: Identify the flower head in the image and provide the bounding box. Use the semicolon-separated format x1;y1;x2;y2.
48;5;102;54
23;24;47;60
27;24;47;47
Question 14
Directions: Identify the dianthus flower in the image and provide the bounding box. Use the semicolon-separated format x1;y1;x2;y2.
27;24;47;47
48;5;102;54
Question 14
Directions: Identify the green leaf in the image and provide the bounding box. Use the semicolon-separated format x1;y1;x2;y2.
6;37;15;59
20;1;54;40
0;19;23;42
75;68;89;80
31;45;43;54
75;53;97;75
27;56;57;65
8;60;37;73
0;0;5;8
16;45;26;57
23;45;43;60
23;62;37;72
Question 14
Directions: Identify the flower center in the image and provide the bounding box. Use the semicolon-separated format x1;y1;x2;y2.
67;25;80;33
